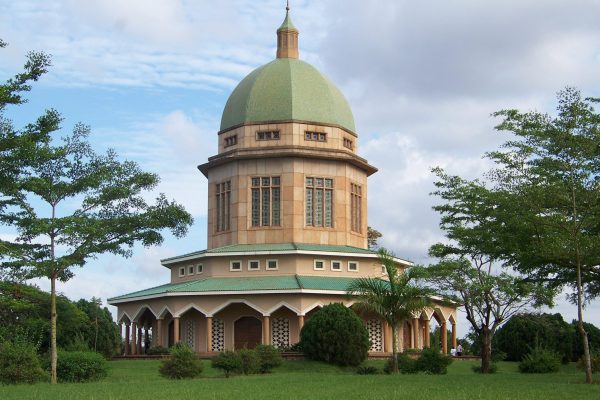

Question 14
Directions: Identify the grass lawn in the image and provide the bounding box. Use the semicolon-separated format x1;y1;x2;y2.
0;359;598;400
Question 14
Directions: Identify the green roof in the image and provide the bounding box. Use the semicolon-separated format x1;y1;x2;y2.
108;275;371;302
161;243;376;263
220;58;356;133
278;11;297;32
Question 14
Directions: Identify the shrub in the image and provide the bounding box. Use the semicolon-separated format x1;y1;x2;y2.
254;345;283;373
159;344;202;379
55;351;108;382
212;351;242;378
416;347;453;374
518;347;560;373
471;363;499;374
384;352;418;374
0;340;47;384
237;349;261;375
300;303;370;366
576;352;600;374
356;365;379;375
147;346;170;355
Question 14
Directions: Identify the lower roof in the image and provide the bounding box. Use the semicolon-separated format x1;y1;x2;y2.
160;243;412;266
108;274;374;304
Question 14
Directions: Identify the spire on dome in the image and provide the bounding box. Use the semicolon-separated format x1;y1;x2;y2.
276;1;299;59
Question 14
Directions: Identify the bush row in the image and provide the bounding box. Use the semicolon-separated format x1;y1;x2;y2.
211;345;282;378
382;348;453;375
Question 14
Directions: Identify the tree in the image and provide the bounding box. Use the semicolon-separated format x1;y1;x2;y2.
0;42;194;383
483;88;600;383
347;248;434;373
367;226;382;250
418;168;554;373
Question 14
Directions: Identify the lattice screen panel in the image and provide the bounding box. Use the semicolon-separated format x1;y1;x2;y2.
367;319;383;352
185;319;195;350
211;318;225;352
271;317;290;349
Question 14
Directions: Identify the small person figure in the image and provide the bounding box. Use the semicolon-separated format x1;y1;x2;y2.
456;344;463;357
450;347;456;356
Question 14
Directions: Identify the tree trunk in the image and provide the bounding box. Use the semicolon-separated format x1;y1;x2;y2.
50;272;58;384
391;324;398;373
576;259;593;384
480;329;492;374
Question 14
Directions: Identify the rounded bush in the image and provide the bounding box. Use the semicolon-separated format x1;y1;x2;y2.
211;351;242;378
159;344;202;379
254;345;283;373
356;365;379;375
518;348;560;373
300;303;370;366
416;347;453;374
238;349;261;375
55;351;107;382
471;363;499;374
0;340;47;384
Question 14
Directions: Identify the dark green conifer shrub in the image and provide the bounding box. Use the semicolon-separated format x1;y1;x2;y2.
300;303;369;366
159;344;202;379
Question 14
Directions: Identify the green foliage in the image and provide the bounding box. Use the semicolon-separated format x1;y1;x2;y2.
159;344;202;380
572;321;600;360
300;303;369;367
383;349;452;375
254;345;283;373
147;346;170;355
367;226;382;250
577;352;600;374
384;352;418;374
495;313;575;363
0;282;120;357
211;351;243;378
416;347;453;374
348;248;434;372
356;365;379;375
53;351;108;382
0;339;47;384
238;349;261;375
518;348;561;374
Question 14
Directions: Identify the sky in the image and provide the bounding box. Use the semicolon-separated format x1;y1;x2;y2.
1;0;600;337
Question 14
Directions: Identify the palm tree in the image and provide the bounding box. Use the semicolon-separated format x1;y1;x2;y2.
347;248;434;373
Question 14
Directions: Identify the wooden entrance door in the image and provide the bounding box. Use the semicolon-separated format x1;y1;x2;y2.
234;317;262;349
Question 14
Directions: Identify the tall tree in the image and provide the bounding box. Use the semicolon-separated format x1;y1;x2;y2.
347;248;433;373
0;42;194;384
487;87;600;383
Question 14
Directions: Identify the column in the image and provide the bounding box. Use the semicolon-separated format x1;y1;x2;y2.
131;323;137;355
424;319;431;348
441;321;448;354
262;316;270;345
383;321;392;353
173;317;180;344
412;318;420;349
124;323;130;355
206;316;213;352
156;319;163;348
452;321;457;349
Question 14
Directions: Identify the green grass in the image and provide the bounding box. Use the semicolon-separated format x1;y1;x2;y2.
0;359;598;400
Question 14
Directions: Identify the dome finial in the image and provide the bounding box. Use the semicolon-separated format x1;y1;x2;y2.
277;1;299;59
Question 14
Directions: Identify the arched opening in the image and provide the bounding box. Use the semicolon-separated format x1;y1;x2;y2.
234;316;262;349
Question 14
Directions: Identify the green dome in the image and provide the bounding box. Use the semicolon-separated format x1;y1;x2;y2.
220;58;356;133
